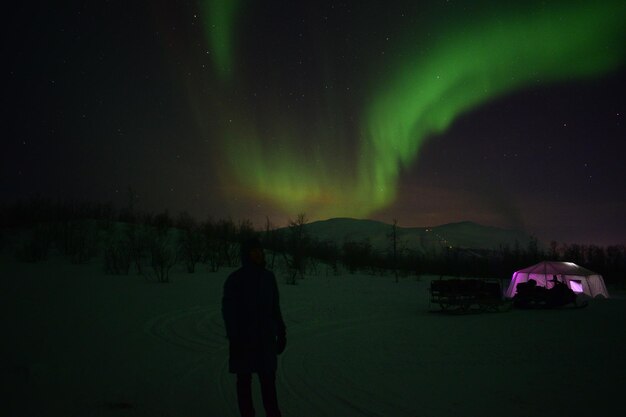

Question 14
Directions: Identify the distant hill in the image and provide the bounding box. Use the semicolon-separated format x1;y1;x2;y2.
280;218;532;253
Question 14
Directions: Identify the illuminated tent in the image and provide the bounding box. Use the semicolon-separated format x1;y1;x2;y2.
505;261;609;299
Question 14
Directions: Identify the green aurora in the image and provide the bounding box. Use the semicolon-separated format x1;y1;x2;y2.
199;0;241;80
199;1;625;219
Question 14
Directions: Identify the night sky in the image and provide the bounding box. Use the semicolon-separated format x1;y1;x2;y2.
3;0;625;245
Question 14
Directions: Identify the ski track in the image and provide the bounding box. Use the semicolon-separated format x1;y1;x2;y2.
142;303;414;416
279;312;419;417
140;284;519;417
144;305;226;353
5;252;624;417
143;305;229;415
140;289;624;417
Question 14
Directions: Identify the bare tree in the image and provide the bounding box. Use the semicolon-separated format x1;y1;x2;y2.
237;219;257;242
215;218;238;267
388;218;399;283
549;240;559;260
148;229;178;283
264;217;280;270
284;213;308;284
62;220;99;264
342;238;373;274
15;223;53;263
125;222;150;275
176;211;203;273
150;245;177;283
526;235;541;264
200;217;221;272
103;234;131;275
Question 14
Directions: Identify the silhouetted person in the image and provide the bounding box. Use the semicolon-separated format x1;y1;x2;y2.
514;278;551;308
514;278;537;308
549;275;559;286
222;238;286;417
547;274;574;307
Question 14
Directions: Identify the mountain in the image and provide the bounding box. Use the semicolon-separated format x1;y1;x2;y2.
283;218;532;252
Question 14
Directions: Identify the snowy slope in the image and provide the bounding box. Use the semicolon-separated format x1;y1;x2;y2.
1;254;624;417
296;218;532;252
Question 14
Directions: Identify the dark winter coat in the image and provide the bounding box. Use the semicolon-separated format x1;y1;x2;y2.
222;261;286;374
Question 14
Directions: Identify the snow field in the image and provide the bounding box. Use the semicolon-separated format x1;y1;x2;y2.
1;256;625;416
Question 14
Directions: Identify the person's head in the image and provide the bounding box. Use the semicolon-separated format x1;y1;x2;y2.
240;238;265;268
528;279;537;287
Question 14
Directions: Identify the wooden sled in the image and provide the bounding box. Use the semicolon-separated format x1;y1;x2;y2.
429;278;512;314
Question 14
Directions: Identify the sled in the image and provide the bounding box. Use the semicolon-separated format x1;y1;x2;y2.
429;278;511;314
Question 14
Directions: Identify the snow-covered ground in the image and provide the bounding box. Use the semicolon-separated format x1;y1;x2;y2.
1;253;625;417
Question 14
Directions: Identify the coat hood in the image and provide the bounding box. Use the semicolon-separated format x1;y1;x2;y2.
240;237;264;268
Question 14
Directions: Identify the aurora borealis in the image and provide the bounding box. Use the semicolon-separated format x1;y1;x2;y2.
360;2;624;213
197;0;625;219
200;0;240;80
3;0;626;244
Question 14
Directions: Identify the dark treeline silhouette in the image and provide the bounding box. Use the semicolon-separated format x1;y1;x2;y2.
266;219;626;287
2;198;625;287
0;199;254;282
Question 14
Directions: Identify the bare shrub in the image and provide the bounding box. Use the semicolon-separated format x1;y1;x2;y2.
237;219;256;242
148;232;178;283
103;237;131;275
200;218;222;272
342;238;373;274
124;223;150;275
142;218;178;283
15;224;53;263
214;218;238;267
176;212;203;273
152;210;173;236
283;213;308;284
57;220;99;264
263;217;283;270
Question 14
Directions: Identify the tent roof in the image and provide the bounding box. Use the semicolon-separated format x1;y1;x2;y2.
515;261;598;276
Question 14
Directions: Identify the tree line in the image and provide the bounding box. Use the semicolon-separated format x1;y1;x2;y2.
1;198;624;286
